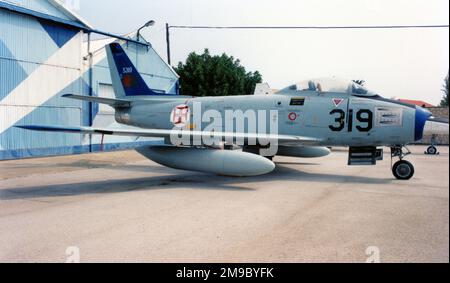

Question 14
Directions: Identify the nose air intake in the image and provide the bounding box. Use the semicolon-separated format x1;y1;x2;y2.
415;106;432;141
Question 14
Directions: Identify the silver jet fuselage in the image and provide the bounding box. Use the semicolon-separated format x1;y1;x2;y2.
116;91;423;147
17;42;437;179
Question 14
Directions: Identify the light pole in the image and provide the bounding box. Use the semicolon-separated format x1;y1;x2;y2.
137;20;156;41
136;20;155;69
166;23;171;66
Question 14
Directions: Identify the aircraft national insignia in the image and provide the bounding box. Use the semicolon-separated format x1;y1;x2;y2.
288;112;298;121
333;98;345;107
170;105;190;127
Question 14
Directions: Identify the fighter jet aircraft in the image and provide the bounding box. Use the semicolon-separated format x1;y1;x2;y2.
17;43;448;180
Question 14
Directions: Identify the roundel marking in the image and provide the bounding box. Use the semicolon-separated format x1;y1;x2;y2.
288;112;298;121
170;104;191;127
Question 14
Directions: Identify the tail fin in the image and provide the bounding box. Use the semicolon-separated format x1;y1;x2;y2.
106;42;161;97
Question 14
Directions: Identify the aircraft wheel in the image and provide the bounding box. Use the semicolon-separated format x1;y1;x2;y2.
426;146;437;155
393;160;415;180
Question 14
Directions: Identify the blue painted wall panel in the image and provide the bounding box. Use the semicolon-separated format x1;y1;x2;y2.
0;106;82;149
0;39;28;100
0;6;85;159
0;78;83;151
0;8;82;71
0;5;181;160
38;18;79;48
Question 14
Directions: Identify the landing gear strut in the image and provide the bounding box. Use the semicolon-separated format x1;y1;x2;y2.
391;146;414;180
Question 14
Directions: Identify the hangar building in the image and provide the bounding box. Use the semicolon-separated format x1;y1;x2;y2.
0;0;179;160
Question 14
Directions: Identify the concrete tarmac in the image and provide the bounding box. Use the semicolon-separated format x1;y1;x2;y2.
0;146;448;263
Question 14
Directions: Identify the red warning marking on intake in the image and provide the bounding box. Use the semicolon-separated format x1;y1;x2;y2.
333;98;344;107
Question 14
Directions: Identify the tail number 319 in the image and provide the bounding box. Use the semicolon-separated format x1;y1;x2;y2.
329;109;373;132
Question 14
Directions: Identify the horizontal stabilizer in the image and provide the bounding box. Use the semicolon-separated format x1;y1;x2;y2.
15;125;322;146
62;94;131;108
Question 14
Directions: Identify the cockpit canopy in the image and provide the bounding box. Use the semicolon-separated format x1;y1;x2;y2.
282;77;378;96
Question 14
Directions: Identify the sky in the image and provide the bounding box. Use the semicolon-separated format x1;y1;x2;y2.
76;0;449;105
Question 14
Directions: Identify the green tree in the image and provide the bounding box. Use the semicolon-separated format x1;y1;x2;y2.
175;49;262;97
440;73;449;107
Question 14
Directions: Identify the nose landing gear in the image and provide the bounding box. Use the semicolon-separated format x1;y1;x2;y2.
391;146;415;180
425;135;440;155
426;146;438;155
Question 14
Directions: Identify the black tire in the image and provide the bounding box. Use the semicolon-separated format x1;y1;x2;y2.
427;146;437;155
393;160;415;180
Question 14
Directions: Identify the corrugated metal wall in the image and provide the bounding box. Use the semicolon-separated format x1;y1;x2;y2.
1;0;72;20
0;0;180;160
0;6;85;159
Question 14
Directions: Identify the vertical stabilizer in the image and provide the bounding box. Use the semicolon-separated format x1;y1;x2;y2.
105;43;161;97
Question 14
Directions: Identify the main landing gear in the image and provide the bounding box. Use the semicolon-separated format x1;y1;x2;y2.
391;146;414;180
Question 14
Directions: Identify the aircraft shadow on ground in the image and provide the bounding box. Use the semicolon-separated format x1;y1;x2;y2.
1;161;153;171
0;164;393;200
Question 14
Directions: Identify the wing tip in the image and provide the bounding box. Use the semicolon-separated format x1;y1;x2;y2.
14;125;85;133
14;125;35;130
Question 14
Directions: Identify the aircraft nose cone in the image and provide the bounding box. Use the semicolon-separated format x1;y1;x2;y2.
415;106;432;141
